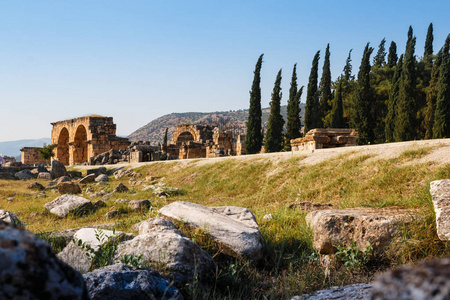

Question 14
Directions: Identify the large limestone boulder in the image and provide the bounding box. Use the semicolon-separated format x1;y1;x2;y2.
58;228;134;274
0;222;89;299
115;217;216;284
51;160;68;179
306;208;415;256
83;264;183;300
27;181;45;191
38;172;53;180
430;179;450;241
291;283;371;300
0;210;24;227
58;181;82;194
371;257;450;299
159;201;264;260
45;194;93;218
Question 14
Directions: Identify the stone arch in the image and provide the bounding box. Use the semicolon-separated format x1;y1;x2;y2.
72;125;88;164
56;127;69;165
172;126;199;145
175;131;195;146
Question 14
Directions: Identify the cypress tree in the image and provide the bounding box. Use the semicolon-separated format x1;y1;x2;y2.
385;54;404;142
245;54;264;154
304;51;320;133
284;64;303;150
387;41;398;68
163;128;168;149
319;44;332;126
424;50;442;139
343;49;353;81
330;79;345;128
433;35;450;138
394;32;417;141
265;69;285;153
373;38;387;67
353;43;374;144
424;23;434;67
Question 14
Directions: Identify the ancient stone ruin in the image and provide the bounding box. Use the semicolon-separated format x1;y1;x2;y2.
20;147;50;165
51;115;130;165
164;124;244;159
290;128;359;151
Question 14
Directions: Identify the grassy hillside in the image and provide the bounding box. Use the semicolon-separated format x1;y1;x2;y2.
128;105;305;145
1;141;449;299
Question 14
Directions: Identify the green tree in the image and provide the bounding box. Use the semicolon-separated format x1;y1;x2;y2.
373;38;387;67
424;23;434;68
304;51;320;133
424;51;442;139
35;144;57;162
394;29;417;141
330;78;345;128
320;44;332;127
265;69;285;153
387;41;398;68
163;128;168;149
284;64;303;150
245;54;264;154
385;55;404;142
433;35;450;138
343;49;354;81
353;43;374;144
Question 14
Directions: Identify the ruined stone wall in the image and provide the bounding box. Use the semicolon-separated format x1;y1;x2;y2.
51;115;130;165
20;147;50;165
291;128;359;151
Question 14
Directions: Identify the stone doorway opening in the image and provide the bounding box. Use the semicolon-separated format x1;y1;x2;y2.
176;132;194;146
73;125;88;164
56;128;70;165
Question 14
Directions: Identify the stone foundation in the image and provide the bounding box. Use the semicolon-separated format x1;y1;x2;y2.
291;128;359;151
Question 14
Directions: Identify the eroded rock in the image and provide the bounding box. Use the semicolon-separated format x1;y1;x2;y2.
58;182;82;194
51;160;68;179
27;182;45;191
128;200;151;211
306;208;415;256
0;210;24;227
0;222;89;299
115;217;216;284
371;257;450;299
159;201;264;260
83;264;183;300
291;283;371;300
44;194;93;218
430;179;450;241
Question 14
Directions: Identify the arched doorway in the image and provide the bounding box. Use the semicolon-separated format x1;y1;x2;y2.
176;131;194;146
57;128;70;165
73;125;88;164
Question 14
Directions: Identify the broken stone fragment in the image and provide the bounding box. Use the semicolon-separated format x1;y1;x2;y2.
44;194;93;218
159;201;264;260
430;179;450;241
306;208;416;256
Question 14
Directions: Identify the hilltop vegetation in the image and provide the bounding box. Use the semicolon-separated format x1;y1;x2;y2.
128;105;304;145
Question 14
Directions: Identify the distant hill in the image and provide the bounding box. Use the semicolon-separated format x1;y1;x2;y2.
0;138;51;158
128;104;306;145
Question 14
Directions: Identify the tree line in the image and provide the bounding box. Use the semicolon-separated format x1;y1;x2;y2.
245;23;450;154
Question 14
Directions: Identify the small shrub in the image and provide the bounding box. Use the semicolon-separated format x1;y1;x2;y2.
335;241;373;270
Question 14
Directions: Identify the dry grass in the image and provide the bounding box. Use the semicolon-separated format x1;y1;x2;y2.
1;142;450;299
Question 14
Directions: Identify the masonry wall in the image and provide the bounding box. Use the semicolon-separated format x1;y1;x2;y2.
20;147;50;165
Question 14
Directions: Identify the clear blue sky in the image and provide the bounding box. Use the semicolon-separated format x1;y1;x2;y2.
1;0;449;142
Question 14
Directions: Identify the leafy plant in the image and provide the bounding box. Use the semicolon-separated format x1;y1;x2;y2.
74;229;119;271
35;143;57;161
335;241;373;270
120;254;143;268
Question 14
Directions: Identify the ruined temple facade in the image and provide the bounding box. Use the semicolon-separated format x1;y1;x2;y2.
165;124;243;159
51;115;130;165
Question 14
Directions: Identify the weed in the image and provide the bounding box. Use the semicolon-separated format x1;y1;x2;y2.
335;241;373;270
